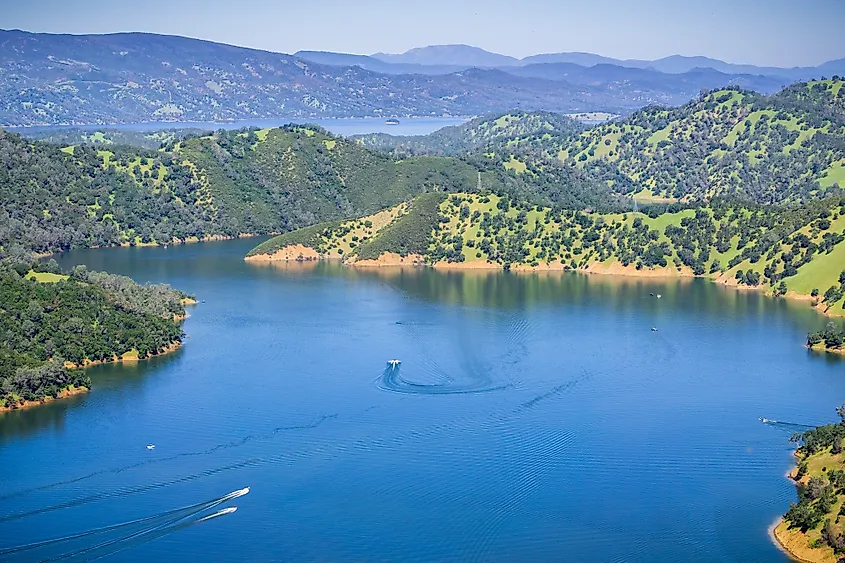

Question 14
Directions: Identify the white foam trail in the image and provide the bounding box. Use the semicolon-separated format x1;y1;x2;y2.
2;488;247;560
196;506;237;522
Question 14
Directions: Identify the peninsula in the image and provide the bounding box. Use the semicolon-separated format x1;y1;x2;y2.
775;407;845;563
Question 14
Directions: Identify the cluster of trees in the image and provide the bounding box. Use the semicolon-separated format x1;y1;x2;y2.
406;192;845;279
809;322;845;351
0;261;187;409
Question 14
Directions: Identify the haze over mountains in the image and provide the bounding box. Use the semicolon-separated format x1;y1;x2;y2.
302;43;845;80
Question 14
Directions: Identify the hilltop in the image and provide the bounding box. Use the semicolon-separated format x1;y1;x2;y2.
247;191;845;317
557;80;845;203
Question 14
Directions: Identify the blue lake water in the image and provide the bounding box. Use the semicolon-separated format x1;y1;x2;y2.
8;117;469;137
1;238;843;561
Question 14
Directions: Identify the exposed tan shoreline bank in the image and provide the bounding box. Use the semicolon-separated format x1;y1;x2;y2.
772;451;838;563
1;385;89;413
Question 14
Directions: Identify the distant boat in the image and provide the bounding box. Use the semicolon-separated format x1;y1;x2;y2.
385;119;400;125
651;327;658;332
146;444;155;450
657;294;662;299
388;359;401;366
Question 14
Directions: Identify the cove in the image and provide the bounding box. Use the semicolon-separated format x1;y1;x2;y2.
1;238;843;562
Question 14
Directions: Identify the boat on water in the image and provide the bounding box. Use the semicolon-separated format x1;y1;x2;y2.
388;359;401;366
651;327;658;332
146;444;155;450
385;118;400;125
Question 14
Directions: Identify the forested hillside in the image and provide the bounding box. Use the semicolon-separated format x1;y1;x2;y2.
0;125;619;260
248;191;845;317
559;80;845;203
354;111;584;156
354;82;845;206
0;261;189;409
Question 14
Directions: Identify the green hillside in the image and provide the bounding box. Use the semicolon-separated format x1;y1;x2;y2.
248;191;845;315
0;124;618;260
356;82;845;206
559;80;845;203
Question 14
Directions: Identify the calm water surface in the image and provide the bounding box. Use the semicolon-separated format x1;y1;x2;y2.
2;239;844;562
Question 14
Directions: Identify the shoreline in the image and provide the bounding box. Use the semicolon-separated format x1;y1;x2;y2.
246;248;841;317
808;343;845;357
0;385;89;413
2;340;184;413
64;340;183;369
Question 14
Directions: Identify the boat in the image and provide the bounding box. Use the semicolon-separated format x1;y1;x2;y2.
651;327;658;332
388;359;401;366
385;118;400;125
146;444;155;450
657;294;662;299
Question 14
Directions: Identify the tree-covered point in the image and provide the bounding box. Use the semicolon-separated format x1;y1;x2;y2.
809;322;845;352
0;260;188;409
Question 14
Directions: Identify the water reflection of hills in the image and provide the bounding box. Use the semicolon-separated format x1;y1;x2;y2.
261;262;825;328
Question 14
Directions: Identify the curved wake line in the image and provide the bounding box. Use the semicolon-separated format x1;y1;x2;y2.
377;365;511;395
0;415;335;504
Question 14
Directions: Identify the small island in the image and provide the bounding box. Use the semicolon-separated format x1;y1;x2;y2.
809;323;845;356
0;262;192;412
775;406;845;563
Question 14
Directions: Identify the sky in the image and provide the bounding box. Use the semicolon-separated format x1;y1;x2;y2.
2;0;844;67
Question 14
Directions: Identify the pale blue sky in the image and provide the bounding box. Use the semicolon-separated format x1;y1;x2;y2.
2;0;844;66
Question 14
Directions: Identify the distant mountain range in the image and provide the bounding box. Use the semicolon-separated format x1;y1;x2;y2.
360;44;845;80
0;30;839;127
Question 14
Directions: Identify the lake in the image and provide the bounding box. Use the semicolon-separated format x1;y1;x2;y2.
8;117;470;138
1;238;843;562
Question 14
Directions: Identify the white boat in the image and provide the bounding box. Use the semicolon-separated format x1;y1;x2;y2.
146;444;155;450
388;359;401;366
